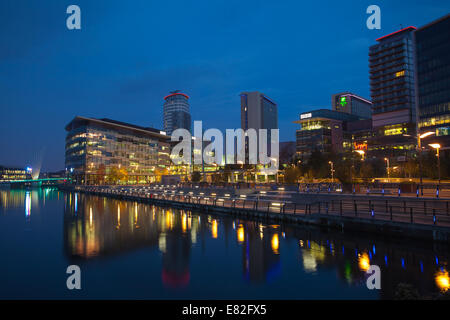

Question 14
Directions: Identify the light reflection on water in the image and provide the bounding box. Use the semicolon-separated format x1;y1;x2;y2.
0;188;449;299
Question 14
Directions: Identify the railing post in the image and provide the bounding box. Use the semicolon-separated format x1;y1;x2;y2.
410;207;413;223
403;201;406;214
354;200;357;216
293;203;296;215
433;209;436;225
390;206;393;221
340;200;343;216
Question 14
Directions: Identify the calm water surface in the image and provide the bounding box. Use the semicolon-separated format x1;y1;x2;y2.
0;188;449;299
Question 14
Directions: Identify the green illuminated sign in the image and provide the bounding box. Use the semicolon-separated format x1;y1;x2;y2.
340;96;348;107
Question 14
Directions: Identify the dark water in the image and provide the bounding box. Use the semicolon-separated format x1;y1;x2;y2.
0;188;449;299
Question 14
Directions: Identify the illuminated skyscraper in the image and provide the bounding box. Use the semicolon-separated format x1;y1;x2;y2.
415;14;450;148
369;26;417;160
163;91;191;136
240;91;278;162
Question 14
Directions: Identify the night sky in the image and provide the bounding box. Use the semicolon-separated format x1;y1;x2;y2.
0;0;448;171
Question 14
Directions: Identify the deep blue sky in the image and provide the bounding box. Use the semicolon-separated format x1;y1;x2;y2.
0;0;448;171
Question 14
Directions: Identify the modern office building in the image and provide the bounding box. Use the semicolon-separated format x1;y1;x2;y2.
345;119;373;155
240;91;278;162
163;91;191;136
0;166;31;182
65;116;171;185
294;109;360;159
369;26;418;161
415;14;450;148
332;92;372;119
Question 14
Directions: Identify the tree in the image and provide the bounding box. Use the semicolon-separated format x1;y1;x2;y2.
191;171;201;182
302;149;328;179
403;159;419;178
97;164;106;185
283;165;301;184
360;162;374;181
108;167;120;184
335;158;353;184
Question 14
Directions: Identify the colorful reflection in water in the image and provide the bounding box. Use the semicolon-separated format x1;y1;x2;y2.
358;253;371;272
25;191;31;218
1;189;450;299
435;270;450;292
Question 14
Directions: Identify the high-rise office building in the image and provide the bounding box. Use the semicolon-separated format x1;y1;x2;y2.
369;26;418;160
332;92;372;119
163;91;191;136
415;14;450;147
240;91;278;162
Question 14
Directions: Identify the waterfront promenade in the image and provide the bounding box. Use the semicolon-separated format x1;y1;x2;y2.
64;184;450;244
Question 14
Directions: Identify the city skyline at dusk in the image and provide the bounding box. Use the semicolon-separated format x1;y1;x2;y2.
1;0;449;171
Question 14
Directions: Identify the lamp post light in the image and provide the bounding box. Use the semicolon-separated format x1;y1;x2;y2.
418;131;435;195
355;150;365;161
384;158;390;183
328;161;334;183
270;157;279;184
429;143;441;185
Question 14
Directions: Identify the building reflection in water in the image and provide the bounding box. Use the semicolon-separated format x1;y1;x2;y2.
295;230;450;298
25;191;31;219
0;188;59;222
59;191;450;298
236;222;281;284
64;193;199;288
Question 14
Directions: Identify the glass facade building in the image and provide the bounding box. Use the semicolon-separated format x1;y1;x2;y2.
294;109;360;159
415;14;450;148
0;166;31;182
369;26;418;161
65;117;171;185
163;91;191;136
332;92;372;119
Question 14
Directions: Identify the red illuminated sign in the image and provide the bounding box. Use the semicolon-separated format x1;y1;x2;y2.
353;142;367;151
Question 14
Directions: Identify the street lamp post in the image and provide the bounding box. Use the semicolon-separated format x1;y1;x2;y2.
418;131;435;195
355;150;365;161
384;158;390;183
429;143;441;185
328;161;334;183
